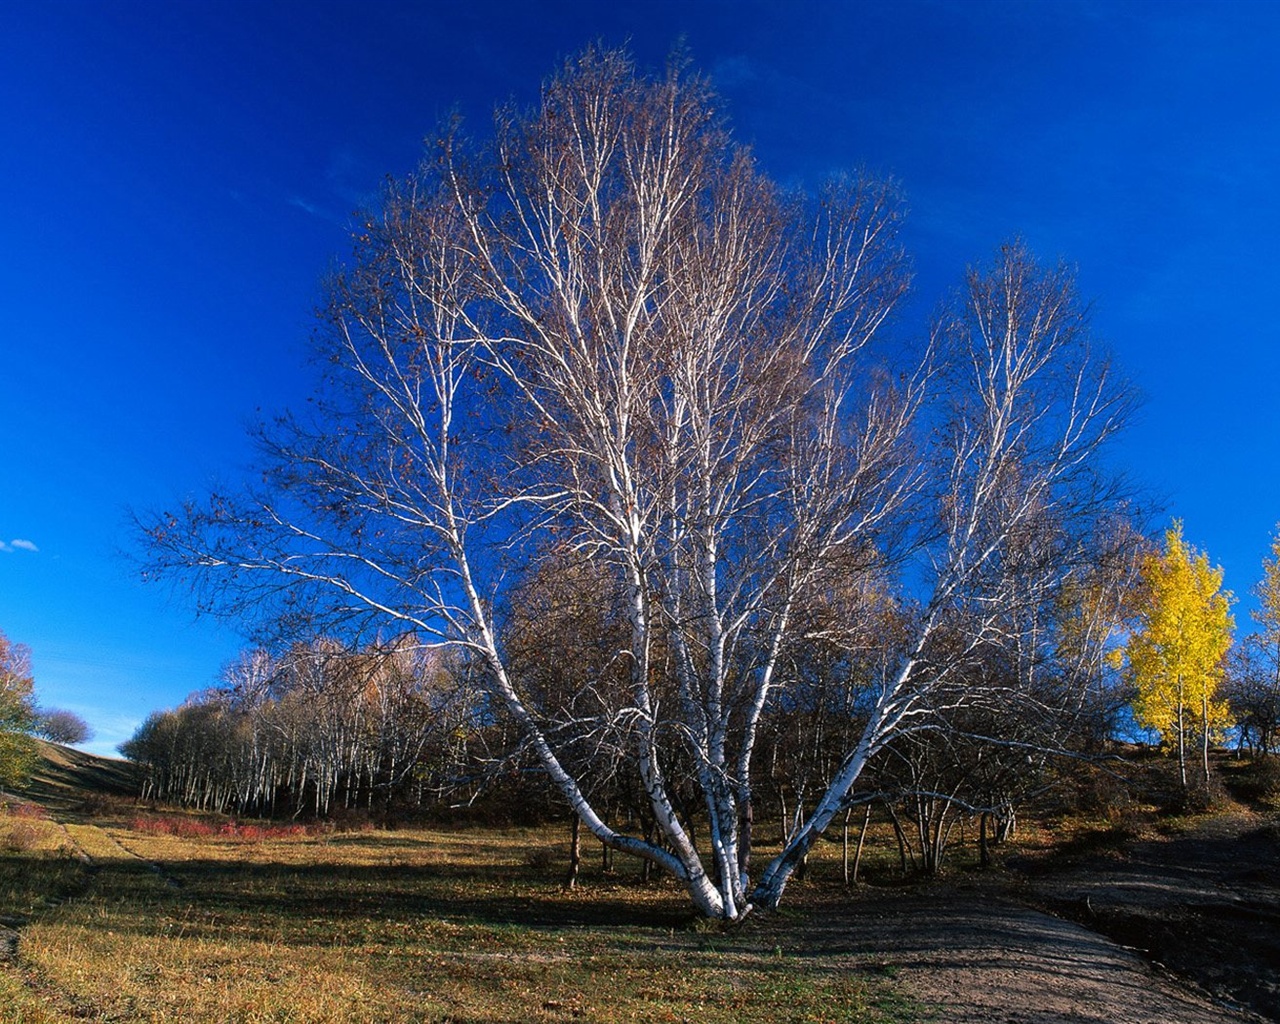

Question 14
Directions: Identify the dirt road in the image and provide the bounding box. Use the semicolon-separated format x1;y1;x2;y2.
831;891;1265;1023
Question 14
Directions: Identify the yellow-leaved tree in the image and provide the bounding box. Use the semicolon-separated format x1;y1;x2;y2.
1124;522;1234;789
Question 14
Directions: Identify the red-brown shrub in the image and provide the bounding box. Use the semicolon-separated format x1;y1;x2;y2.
2;800;47;820
129;815;309;842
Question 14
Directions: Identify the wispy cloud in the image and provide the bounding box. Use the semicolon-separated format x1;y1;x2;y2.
287;192;351;230
287;194;321;217
711;55;759;90
0;538;38;553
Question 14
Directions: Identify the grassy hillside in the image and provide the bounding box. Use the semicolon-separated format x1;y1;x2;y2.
9;738;139;811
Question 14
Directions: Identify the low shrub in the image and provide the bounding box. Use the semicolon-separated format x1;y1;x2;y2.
1170;774;1229;814
222;821;310;841
1;800;47;820
1058;766;1134;821
524;846;557;870
130;815;314;842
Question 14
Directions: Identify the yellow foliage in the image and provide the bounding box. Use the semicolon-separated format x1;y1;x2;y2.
1253;523;1280;635
1124;522;1234;751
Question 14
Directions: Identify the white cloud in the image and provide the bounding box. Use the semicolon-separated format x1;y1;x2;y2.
287;194;320;217
286;191;348;230
10;539;38;552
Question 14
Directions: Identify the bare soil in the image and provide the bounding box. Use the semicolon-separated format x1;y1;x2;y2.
797;888;1262;1024
781;797;1279;1023
1014;807;1280;1021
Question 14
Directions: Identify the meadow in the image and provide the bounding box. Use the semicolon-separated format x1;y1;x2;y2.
5;745;1280;1023
0;802;920;1024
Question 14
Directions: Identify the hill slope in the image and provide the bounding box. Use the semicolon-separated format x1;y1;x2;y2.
9;738;139;810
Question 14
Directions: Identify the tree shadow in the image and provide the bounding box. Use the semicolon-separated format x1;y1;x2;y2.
75;853;699;941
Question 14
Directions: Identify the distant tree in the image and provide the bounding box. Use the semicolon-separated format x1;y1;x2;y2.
0;629;38;787
1052;520;1147;749
35;708;93;746
1226;641;1279;757
1123;522;1234;788
122;636;480;817
1225;524;1280;756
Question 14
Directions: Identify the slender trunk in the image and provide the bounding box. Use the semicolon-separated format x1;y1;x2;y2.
841;807;851;885
1177;674;1188;790
887;804;913;877
929;801;947;875
600;806;614;873
916;797;930;873
849;803;870;885
851;804;871;886
1201;688;1211;786
641;818;655;884
995;804;1016;843
564;816;581;890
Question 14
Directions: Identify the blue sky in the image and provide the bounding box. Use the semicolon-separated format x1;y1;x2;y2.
3;0;1279;757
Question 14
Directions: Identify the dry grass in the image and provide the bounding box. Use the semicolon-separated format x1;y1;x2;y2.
16;739;138;814
1;813;920;1023
7;745;1267;1021
0;802;88;923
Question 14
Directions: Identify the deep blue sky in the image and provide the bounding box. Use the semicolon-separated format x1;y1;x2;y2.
3;1;1279;757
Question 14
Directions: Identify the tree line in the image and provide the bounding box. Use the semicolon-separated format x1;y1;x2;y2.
1119;520;1280;780
122;610;1125;875
124;514;1277;850
121;639;481;818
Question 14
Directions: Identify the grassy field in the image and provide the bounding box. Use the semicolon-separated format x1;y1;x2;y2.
10;745;1272;1023
0;796;923;1024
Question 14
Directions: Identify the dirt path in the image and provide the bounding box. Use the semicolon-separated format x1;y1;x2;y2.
821;891;1264;1023
783;802;1279;1023
1013;809;1280;1020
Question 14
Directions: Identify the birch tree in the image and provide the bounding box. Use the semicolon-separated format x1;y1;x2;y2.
1123;522;1234;788
142;48;1132;918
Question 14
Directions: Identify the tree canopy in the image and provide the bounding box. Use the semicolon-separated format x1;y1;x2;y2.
141;47;1136;918
1124;522;1234;788
35;708;93;746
